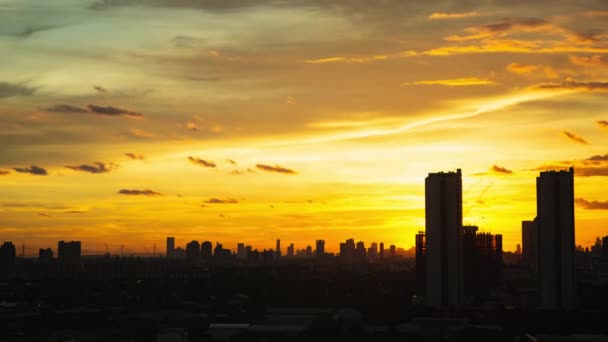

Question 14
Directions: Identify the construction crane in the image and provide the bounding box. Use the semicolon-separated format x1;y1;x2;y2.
464;180;494;217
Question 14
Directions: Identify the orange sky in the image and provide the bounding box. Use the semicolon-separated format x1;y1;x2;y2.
1;0;608;255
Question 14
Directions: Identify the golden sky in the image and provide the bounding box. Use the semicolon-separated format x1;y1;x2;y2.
1;0;608;255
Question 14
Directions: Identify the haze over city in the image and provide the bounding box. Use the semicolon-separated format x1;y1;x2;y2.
2;0;608;255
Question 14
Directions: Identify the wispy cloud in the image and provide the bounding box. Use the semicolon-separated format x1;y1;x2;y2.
539;78;608;91
0;170;10;176
13;165;48;176
204;198;238;204
596;120;608;128
125;153;145;160
404;77;496;86
256;164;297;174
44;104;144;117
569;55;608;68
563;131;589;144
188;156;216;168
66;162;117;174
428;12;481;20
0;82;36;98
130;128;156;138
118;189;163;196
490;165;513;174
576;198;608;210
506;63;538;74
305;55;389;64
93;85;108;93
44;104;88;113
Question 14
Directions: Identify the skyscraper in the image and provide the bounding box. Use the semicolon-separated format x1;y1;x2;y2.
276;239;281;259
536;167;576;310
0;242;16;265
315;240;325;257
425;169;463;308
166;237;175;258
58;241;81;262
201;241;213;258
522;220;537;271
186;240;200;259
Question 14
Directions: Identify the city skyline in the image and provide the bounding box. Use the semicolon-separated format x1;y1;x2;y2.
2;0;608;254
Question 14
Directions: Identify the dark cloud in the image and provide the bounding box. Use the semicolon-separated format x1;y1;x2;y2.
188;156;216;168
13;165;48;176
490;165;513;174
226;159;237;165
587;154;608;161
93;85;108;93
66;162;117;174
563;131;589;144
575;198;608;210
38;213;51;217
256;164;297;174
597;120;608;128
230;168;255;175
0;170;9;175
118;189;163;196
14;25;58;38
87;104;143;117
0;82;36;98
43;104;89;113
204;198;238;204
539;79;608;91
125;153;145;160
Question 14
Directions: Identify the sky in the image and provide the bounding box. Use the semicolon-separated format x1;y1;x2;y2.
1;0;608;255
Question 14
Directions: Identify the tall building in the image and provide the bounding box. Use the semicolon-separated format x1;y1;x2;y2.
0;242;16;265
315;240;325;257
355;241;366;258
166;237;175;258
39;248;53;264
201;241;213;258
237;243;247;259
276;239;281;259
522;220;537;270
425;169;463;308
536;167;576;310
379;242;385;258
287;243;294;257
340;239;356;259
186;240;200;259
415;232;426;296
58;241;81;262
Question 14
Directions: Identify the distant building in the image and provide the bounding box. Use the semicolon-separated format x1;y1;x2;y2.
415;232;426;296
58;241;81;262
536;167;576;310
379;242;385;258
186;241;200;259
166;237;175;258
214;242;223;257
340;239;356;259
425;169;463;308
0;242;16;265
237;243;247;259
315;240;325;257
389;244;396;257
355;241;366;258
305;245;312;257
603;236;608;257
39;248;53;263
368;242;378;259
287;243;294;257
201;241;213;258
522;220;537;271
276;239;281;259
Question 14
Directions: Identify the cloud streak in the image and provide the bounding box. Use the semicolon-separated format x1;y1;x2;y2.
490;165;513;174
575;198;608;210
118;189;163;196
13;165;48;176
66;162;117;174
188;157;216;168
256;164;297;174
405;77;496;86
204;198;238;204
125;153;145;160
563;131;589;144
428;12;481;20
43;104;143;117
0;82;36;98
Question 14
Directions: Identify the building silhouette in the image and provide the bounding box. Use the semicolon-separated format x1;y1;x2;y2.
39;248;53;263
379;242;385;258
315;240;325;257
340;239;356;259
58;241;81;262
276;239;281;259
166;237;175;258
425;169;463;308
287;243;294;257
0;241;16;265
186;241;200;259
536;167;576;310
201;241;212;258
355;241;366;259
522;219;537;271
415;232;426;296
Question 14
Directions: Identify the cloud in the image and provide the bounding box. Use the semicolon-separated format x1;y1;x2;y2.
226;159;237;165
490;165;513;174
563;131;589;144
0;82;36;98
188;156;216;168
66;162;117;174
231;168;255;175
506;63;539;74
93;85;108;93
428;12;481;20
43;103;144;117
575;198;608;210
305;55;389;64
125;153;145;160
44;104;89;113
0;170;10;175
538;78;608;91
87;104;143;117
404;77;496;86
256;164;297;174
597;120;608;128
118;189;163;196
13;165;48;176
204;198;238;204
569;55;608;68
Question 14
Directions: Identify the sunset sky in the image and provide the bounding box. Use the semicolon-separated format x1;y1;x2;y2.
2;0;608;255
